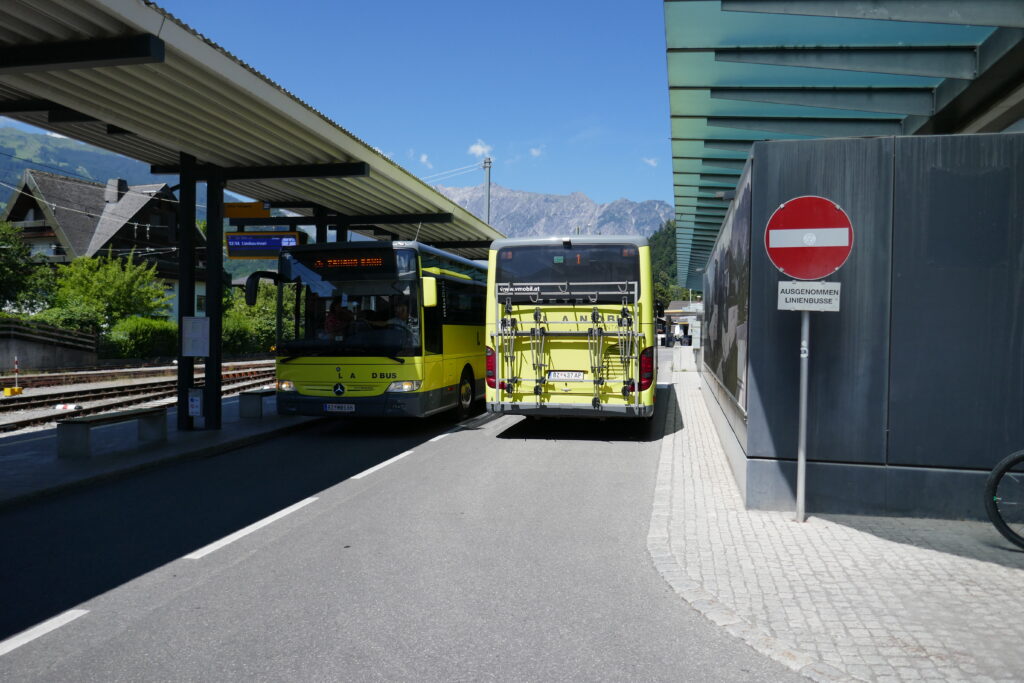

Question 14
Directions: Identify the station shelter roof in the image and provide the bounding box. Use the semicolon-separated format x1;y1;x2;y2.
664;1;1024;290
0;0;503;259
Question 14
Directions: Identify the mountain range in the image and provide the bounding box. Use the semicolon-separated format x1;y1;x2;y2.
438;184;672;239
0;125;672;238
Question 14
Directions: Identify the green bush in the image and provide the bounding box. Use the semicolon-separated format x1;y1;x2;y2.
35;300;106;334
222;309;259;355
104;317;178;359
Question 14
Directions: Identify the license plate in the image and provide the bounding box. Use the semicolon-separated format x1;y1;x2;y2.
324;403;355;413
548;371;585;381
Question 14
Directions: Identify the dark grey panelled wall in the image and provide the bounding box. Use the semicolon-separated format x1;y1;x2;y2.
701;132;1024;517
702;164;751;411
746;137;893;466
889;134;1024;470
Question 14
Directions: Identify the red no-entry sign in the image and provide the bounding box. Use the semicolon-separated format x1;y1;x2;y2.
764;196;853;281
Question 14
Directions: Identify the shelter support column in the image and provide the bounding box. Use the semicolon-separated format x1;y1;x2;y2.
314;205;327;243
204;166;224;429
176;152;196;431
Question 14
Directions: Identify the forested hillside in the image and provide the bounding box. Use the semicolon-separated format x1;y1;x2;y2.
648;221;693;304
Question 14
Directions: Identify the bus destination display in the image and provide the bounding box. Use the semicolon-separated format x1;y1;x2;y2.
294;249;399;279
226;231;300;259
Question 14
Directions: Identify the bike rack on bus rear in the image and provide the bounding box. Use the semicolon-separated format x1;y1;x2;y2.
492;281;643;412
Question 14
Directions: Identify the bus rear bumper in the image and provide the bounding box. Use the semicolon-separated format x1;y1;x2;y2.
277;390;452;418
487;401;654;419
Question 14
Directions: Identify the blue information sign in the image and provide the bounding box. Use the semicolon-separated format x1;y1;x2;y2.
226;231;301;259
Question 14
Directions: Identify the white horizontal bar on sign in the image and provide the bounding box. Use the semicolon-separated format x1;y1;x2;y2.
768;227;849;248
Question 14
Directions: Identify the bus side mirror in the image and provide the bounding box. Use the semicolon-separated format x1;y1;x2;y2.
422;276;438;308
244;271;281;306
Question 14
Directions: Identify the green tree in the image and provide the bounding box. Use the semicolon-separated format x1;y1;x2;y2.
36;249;171;333
223;281;294;353
648;220;693;306
0;221;36;309
14;264;57;313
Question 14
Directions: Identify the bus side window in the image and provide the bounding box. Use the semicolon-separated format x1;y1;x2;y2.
443;280;485;324
423;279;443;354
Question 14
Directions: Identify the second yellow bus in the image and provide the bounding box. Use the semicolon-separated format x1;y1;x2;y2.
484;235;657;418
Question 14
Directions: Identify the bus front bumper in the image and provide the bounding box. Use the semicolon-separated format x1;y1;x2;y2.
487;401;654;419
277;390;453;418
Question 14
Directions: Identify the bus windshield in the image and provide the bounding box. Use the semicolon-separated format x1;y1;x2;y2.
496;244;640;284
495;243;641;303
280;250;421;357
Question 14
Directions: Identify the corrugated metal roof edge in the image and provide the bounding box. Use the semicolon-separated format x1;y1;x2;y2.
134;1;502;238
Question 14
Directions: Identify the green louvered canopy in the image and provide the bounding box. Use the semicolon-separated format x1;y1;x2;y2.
664;1;1024;290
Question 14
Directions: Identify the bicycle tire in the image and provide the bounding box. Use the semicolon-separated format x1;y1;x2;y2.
985;449;1024;550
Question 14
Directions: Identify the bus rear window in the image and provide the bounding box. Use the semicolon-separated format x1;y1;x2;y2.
496;244;639;285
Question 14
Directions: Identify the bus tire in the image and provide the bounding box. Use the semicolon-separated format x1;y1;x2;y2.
455;367;475;420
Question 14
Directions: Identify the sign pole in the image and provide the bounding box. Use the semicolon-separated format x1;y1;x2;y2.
796;310;810;523
765;195;855;523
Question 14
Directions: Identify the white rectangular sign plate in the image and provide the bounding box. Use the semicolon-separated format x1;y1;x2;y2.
182;316;210;357
778;281;841;312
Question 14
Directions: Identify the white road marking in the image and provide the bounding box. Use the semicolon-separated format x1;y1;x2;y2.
184;497;318;559
428;432;450;442
352;450;414;479
0;609;88;657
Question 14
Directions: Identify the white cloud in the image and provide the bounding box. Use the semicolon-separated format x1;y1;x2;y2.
47;131;67;139
529;146;543;157
642;157;657;167
468;139;493;158
568;125;606;144
419;153;433;169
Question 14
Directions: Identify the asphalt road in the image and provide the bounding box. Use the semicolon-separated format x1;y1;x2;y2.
0;352;801;681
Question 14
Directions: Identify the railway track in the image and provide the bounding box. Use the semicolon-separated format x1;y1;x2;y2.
0;360;273;390
0;369;276;434
0;367;274;414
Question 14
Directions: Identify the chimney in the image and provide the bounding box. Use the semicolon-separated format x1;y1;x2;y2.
104;178;128;203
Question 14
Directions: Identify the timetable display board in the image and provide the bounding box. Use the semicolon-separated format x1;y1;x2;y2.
226;232;301;259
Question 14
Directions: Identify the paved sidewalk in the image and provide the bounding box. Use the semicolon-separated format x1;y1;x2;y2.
649;351;1024;682
0;395;321;509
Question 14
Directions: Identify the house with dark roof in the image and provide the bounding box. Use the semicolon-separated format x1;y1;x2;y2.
1;169;208;319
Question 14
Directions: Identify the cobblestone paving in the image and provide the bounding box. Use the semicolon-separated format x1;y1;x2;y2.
649;355;1024;682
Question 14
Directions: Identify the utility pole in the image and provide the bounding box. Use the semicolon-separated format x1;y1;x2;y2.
483;157;492;224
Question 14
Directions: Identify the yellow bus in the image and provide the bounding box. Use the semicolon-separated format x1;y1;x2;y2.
248;241;486;419
485;235;657;418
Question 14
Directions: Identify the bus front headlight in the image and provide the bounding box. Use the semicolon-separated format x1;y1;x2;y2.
387;380;422;393
277;380;296;391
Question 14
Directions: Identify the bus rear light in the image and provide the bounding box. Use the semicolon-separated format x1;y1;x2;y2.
639;347;654;392
485;346;496;388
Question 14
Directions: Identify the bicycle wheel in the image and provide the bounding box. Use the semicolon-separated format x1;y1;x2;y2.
985;450;1024;550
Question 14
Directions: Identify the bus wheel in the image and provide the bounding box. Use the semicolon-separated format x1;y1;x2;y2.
455;368;475;420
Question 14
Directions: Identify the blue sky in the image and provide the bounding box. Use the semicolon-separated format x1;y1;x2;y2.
154;0;672;205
